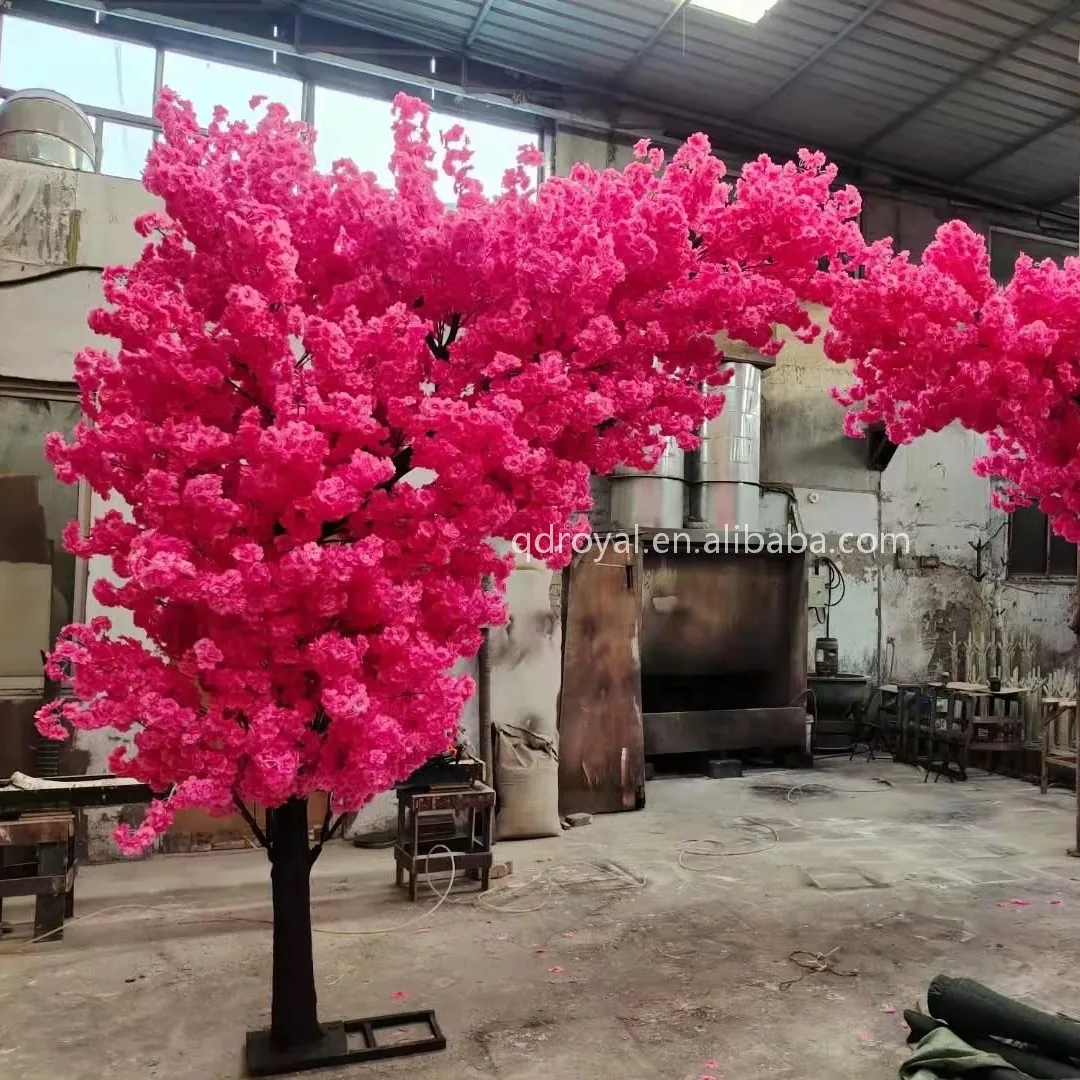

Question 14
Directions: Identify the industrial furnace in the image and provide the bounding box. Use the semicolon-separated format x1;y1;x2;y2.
557;354;812;815
638;534;809;760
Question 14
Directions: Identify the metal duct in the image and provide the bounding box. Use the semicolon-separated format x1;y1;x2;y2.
689;362;761;533
0;89;95;171
609;437;685;530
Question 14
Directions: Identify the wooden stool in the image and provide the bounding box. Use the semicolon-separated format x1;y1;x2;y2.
0;811;77;941
394;783;495;901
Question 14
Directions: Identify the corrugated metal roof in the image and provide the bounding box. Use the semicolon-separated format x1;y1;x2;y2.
36;0;1078;220
297;0;1079;219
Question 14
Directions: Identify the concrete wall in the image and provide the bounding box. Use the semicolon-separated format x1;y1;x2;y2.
759;299;1075;688
0;160;157;378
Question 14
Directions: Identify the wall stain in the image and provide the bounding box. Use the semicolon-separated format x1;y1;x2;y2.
489;610;559;672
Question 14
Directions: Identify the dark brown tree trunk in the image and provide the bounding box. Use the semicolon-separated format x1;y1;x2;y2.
268;798;322;1051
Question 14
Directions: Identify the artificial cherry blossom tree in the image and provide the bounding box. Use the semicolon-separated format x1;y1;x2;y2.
40;88;874;1063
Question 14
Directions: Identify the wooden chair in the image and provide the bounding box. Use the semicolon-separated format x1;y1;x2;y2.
895;683;934;766
1041;697;1077;793
924;687;976;783
851;684;895;761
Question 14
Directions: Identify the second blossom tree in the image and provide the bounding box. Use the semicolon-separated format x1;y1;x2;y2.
827;220;1080;542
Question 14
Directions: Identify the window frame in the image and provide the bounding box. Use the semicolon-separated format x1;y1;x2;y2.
1006;505;1078;581
0;10;549;183
0;13;159;116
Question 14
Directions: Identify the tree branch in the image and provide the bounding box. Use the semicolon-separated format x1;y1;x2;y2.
227;357;274;422
308;797;348;866
226;379;264;410
425;311;463;362
315;444;415;545
233;793;271;854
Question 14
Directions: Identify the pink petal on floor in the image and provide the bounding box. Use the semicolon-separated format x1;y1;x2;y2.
699;1075;717;1080
534;946;548;953
391;991;408;1002
1009;898;1031;907
1051;899;1063;906
859;1033;872;1042
548;966;564;975
883;1007;897;1015
706;1062;718;1070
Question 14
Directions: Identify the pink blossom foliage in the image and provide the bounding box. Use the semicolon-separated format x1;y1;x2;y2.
40;89;869;852
827;220;1080;542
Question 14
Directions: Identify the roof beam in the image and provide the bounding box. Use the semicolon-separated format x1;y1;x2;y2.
464;0;498;48
1037;184;1079;210
748;0;892;115
610;0;692;83
858;0;1080;152
952;110;1078;184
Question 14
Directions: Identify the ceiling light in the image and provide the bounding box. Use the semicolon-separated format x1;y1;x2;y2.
689;0;781;25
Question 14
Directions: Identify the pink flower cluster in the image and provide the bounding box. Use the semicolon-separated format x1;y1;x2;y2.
827;221;1080;542
40;90;870;852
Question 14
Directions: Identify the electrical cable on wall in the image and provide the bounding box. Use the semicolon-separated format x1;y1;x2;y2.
812;556;846;676
0;265;107;289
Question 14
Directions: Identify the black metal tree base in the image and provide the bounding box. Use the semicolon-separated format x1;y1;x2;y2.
245;1011;446;1077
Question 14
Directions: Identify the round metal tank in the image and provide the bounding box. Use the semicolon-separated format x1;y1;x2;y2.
0;89;95;171
689;362;761;532
610;437;685;530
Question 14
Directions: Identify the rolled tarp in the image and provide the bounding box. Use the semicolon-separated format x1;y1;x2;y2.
928;976;1080;1070
905;1010;1080;1079
899;1023;1020;1080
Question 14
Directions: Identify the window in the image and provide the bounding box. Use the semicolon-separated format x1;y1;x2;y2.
437;110;541;197
990;229;1076;286
313;87;396;183
99;122;155;180
161;51;303;125
313;86;540;201
1008;506;1076;577
0;16;156;115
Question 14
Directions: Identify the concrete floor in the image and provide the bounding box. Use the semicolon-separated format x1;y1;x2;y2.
3;759;1080;1080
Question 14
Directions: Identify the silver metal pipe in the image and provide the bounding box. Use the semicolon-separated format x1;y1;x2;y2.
689;363;761;531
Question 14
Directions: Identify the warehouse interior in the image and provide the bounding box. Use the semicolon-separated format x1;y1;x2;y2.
1;1;1080;1078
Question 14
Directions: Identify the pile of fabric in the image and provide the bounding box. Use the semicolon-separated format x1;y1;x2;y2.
901;976;1080;1079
